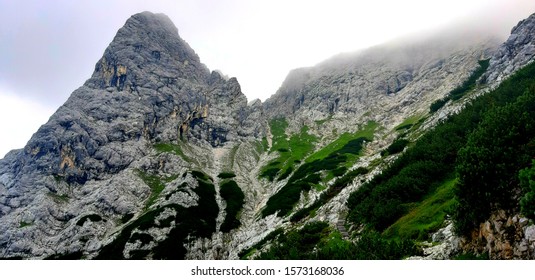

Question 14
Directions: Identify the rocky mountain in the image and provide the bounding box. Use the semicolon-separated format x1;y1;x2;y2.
264;31;498;136
0;12;265;259
486;12;535;86
2;10;535;260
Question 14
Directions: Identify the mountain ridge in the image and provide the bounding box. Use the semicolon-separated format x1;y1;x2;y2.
2;11;535;259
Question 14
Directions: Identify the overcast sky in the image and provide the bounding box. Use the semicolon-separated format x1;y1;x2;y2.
1;0;535;158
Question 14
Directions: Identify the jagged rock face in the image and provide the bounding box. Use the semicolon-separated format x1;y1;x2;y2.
3;10;535;260
486;12;535;86
0;12;265;259
461;210;535;259
85;12;210;90
264;34;499;135
1;12;263;186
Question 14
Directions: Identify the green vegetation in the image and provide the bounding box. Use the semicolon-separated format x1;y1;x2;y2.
262;138;369;218
217;172;236;179
384;178;456;240
262;122;375;218
260;119;317;181
520;161;535;220
454;82;535;234
136;171;167;210
394;116;422;131
268;118;290;153
348;159;452;231
47;192;69;203
76;214;104;226
261;137;269;151
238;228;284;259
453;252;489;260
306;121;377;163
347;61;535;245
450;59;490;100
430;59;490;113
121;213;134;224
255;222;419;260
381;139;409;157
256;222;331;259
154;142;190;162
429;98;449;113
96;171;218;259
19;221;32;228
220;180;245;233
290;168;368;223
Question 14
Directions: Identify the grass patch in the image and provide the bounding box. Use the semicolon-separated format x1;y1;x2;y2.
395;115;423;131
260;119;317;181
269;118;289;153
19;221;32;228
154;142;190;162
306;121;377;163
383;177;456;241
261;121;376;218
290;168;368;223
263;134;370;218
47;192;69;203
136;171;166;211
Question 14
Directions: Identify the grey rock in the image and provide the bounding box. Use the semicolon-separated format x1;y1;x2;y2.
486;13;535;86
3;10;535;260
0;11;265;259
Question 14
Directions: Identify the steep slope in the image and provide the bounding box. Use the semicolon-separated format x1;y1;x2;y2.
0;12;265;259
256;30;499;226
246;12;535;261
486;12;535;86
264;32;498;135
4;10;535;260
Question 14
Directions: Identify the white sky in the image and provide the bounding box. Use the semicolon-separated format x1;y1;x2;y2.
0;0;534;158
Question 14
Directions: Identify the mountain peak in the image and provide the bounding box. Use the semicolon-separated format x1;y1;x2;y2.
85;11;209;91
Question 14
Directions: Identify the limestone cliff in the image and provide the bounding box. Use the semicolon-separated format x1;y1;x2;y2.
0;12;265;259
2;10;535;260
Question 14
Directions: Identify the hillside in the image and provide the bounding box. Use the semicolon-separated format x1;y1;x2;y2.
1;11;535;260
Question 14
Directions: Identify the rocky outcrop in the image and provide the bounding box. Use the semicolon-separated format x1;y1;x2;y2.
264;33;499;138
0;11;265;259
461;210;535;259
3;10;535;260
486;13;535;86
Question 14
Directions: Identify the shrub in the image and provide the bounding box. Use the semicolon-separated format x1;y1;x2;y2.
217;172;236;179
76;214;103;226
220;180;245;232
430;97;449;113
520;161;535;220
381;139;409;156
